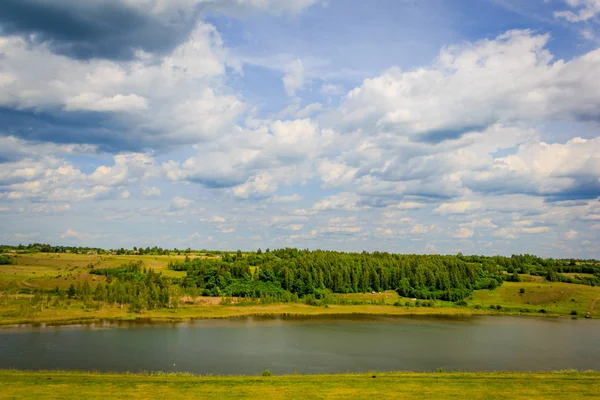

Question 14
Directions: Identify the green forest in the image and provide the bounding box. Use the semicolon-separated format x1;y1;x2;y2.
168;249;600;302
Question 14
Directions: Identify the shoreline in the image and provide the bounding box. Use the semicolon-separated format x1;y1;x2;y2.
0;304;589;329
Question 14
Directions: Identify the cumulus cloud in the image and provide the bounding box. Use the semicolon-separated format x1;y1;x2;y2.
466;137;600;200
332;30;600;141
0;22;242;151
282;59;306;96
170;196;194;210
232;172;278;199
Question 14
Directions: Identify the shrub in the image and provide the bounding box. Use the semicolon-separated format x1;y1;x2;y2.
570;310;578;316
262;369;272;377
454;300;468;307
474;304;482;309
539;309;547;314
519;288;525;294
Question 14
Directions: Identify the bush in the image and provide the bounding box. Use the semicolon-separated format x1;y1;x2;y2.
519;288;525;294
454;300;468;307
262;369;272;377
570;310;578;316
0;255;14;265
539;309;547;314
474;304;482;309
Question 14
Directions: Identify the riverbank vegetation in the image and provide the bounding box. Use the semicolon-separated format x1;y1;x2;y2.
1;246;599;325
0;370;597;400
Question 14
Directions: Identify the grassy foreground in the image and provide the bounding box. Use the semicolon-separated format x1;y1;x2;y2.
0;370;598;400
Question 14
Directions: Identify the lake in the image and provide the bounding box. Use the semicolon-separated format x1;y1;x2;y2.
1;315;598;375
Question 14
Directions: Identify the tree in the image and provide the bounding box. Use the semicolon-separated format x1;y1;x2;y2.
67;284;76;299
546;268;559;282
512;270;521;282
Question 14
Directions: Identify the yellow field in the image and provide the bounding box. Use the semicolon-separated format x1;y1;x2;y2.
0;370;597;400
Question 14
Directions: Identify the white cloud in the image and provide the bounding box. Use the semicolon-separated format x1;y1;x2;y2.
270;194;302;203
460;219;498;229
284;224;304;231
59;229;107;240
170;196;194;210
232;172;278;199
312;192;360;212
64;93;148;112
411;224;433;234
333;30;600;139
282;59;306;96
453;227;474;239
89;153;156;187
555;0;600;22
321;83;344;96
563;229;580;240
434;201;481;215
466;136;600;198
143;186;161;197
120;190;131;199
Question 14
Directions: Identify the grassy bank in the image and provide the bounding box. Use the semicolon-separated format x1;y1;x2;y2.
0;370;598;399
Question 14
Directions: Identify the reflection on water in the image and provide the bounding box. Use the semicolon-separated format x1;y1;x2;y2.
0;315;598;374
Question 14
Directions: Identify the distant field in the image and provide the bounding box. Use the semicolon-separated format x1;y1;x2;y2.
1;253;599;325
472;281;600;316
0;370;597;400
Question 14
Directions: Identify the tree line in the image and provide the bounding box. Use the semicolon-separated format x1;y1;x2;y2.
169;249;505;301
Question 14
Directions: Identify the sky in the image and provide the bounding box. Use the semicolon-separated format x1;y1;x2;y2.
0;0;599;257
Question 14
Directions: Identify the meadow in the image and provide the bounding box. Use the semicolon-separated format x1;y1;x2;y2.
0;370;597;400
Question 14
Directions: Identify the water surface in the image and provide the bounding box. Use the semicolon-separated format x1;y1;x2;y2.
1;315;598;374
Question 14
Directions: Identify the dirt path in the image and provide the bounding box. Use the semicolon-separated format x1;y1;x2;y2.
20;280;37;288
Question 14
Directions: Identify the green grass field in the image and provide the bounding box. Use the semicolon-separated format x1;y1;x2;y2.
0;370;597;400
1;253;599;326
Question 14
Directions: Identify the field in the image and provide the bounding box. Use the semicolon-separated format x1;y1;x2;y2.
0;370;597;400
0;253;599;326
0;253;189;291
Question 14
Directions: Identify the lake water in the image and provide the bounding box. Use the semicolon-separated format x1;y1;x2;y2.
1;315;598;374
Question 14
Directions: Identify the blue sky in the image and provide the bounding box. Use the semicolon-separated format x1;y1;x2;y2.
1;0;599;257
